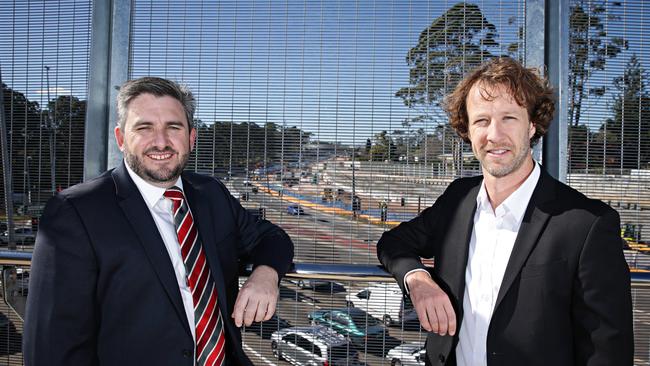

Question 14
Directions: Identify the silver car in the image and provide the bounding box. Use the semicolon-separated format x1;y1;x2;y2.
387;342;426;366
271;325;365;366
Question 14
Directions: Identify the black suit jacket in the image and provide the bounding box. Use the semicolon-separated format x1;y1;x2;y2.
378;168;633;366
23;162;294;366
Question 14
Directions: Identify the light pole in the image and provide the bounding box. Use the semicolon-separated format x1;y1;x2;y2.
45;65;56;194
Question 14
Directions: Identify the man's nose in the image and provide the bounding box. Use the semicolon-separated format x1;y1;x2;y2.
152;128;171;147
486;119;505;142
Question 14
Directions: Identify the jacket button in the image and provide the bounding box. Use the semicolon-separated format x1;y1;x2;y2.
182;349;193;358
438;354;446;363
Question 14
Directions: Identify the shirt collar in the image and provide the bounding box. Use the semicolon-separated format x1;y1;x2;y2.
475;162;541;221
123;159;184;209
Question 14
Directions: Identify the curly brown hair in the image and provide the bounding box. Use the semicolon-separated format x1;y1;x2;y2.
443;57;555;146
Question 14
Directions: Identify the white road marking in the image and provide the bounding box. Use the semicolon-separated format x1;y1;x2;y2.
243;344;277;366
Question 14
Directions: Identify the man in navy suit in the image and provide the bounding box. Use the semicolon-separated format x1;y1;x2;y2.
24;77;294;366
378;57;632;365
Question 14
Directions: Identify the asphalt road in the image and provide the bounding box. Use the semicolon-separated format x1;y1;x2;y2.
233;178;424;365
231;177;650;366
0;175;644;365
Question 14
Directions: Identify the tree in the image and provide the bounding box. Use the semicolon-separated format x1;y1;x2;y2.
187;120;312;175
47;95;86;187
1;83;51;206
395;2;500;124
568;124;594;172
569;2;627;127
370;130;397;162
601;55;650;170
364;138;372;160
394;2;500;173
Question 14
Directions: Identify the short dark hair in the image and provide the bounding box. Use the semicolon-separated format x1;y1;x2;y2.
443;57;555;146
116;77;195;129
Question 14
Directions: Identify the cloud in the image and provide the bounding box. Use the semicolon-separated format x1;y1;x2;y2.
34;87;71;95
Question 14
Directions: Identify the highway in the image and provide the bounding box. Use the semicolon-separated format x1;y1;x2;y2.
0;173;645;365
229;175;650;366
232;177;423;365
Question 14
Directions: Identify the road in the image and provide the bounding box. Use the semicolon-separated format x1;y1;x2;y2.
230;176;650;366
231;177;423;365
0;175;644;365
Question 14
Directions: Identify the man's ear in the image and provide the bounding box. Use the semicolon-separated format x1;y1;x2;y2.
114;125;125;151
189;128;197;152
529;121;536;140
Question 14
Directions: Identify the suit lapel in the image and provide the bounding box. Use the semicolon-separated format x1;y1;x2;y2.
494;169;555;310
112;163;192;337
447;183;481;303
182;176;230;318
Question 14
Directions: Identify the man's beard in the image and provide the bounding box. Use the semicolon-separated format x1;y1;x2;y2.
479;143;531;178
124;147;189;185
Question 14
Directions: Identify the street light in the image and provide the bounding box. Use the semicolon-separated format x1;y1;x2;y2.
44;65;56;194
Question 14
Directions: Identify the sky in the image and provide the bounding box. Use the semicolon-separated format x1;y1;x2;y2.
128;0;524;144
1;0;648;145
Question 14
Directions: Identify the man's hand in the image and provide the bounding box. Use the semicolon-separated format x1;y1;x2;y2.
406;271;457;336
232;265;279;327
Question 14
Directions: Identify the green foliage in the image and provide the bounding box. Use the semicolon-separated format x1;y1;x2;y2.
369;130;395;162
569;55;650;172
602;55;650;169
395;2;499;113
1;84;86;204
1;83;313;206
568;1;628;127
190;120;312;174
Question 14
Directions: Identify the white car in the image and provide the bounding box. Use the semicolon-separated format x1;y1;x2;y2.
346;283;416;326
271;326;365;366
387;342;426;366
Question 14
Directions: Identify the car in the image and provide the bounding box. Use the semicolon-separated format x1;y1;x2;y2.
0;227;36;245
292;279;347;293
287;204;304;215
346;283;418;327
242;314;291;339
271;326;366;366
386;342;426;366
307;308;389;348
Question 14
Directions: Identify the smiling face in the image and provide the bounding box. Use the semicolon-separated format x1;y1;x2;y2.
114;93;196;188
466;82;535;181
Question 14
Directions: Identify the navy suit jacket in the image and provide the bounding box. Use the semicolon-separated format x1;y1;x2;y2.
23;162;294;366
378;168;633;366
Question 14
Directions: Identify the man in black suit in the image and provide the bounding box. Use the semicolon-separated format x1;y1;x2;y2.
24;77;294;366
377;57;633;366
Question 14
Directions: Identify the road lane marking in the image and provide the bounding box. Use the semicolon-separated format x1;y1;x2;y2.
243;344;276;366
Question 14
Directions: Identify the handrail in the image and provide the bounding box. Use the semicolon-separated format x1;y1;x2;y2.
3;250;650;288
0;250;33;266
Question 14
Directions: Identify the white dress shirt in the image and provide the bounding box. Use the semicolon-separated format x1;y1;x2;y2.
455;163;540;366
124;161;196;340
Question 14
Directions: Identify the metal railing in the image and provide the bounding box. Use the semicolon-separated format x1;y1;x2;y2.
0;251;648;366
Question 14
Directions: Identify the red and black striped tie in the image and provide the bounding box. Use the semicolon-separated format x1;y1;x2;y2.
165;187;226;366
